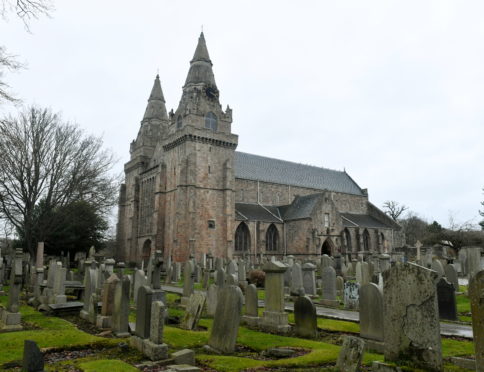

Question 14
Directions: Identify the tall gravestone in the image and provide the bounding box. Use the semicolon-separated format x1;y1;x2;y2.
261;261;290;332
383;263;442;371
112;275;130;337
302;263;316;296
0;248;23;331
343;282;359;310
320;266;338;307
207;284;243;353
142;301;169;360
469;269;484;372
359;283;384;352
97;273;120;329
80;266;98;320
242;283;259;326
206;284;218;317
294;295;317;338
444;264;459;292
290;262;304;296
181;261;194;306
181;292;206;330
436;278;457;321
134;286;154;339
465;247;482;280
133;269;146;303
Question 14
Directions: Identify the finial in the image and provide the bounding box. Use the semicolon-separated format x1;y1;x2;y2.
201;24;203;33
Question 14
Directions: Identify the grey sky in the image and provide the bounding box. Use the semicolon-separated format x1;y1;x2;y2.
1;1;483;228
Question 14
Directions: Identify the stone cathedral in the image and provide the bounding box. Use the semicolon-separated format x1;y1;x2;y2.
116;33;403;265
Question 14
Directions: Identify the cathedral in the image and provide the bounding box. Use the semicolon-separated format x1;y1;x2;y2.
116;33;403;265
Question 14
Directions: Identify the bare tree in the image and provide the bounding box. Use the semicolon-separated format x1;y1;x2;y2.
1;0;53;26
0;46;23;103
382;200;408;222
0;106;119;258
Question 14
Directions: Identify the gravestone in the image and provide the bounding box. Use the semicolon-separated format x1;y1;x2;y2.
383;263;442;371
97;273;120;329
431;260;445;280
0;248;23;331
215;268;225;287
112;275;130;337
343;282;359;310
436;278;457;321
294;295;317;338
181;292;206;330
302;263;317;296
22;340;45;372
242;283;259;326
182;261;195;305
444;264;459;292
360;283;384;352
207;284;243;353
36;242;44;269
290;262;304;296
142;301;169;360
336;336;365;372
465;247;482;280
261;261;290;332
135;286;154;339
206;284;218;317
336;276;344;297
320;266;338;307
133;269;146;303
469;269;484;372
80;267;98;320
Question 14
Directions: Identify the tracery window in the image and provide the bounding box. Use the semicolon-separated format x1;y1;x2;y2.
177;115;183;129
265;224;279;252
205;112;218;131
234;222;250;252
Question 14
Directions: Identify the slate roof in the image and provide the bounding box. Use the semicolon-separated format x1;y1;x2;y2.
341;213;393;229
234;152;364;196
278;194;322;221
235;203;282;223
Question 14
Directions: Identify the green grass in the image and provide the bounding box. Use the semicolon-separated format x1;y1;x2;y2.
78;359;139;372
442;338;475;358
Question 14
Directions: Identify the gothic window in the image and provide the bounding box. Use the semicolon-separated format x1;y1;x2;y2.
324;213;330;228
234;222;250;252
265;224;279;252
343;228;352;251
177;115;183;129
363;229;371;251
205;112;218;131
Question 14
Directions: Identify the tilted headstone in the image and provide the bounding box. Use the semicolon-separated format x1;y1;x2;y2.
383;263;442;371
436;277;457;321
207;284;243;353
180;292;206;330
97;273;120;329
294;295;317;338
359;283;384;342
22;340;45;372
336;336;365;372
469;269;484;372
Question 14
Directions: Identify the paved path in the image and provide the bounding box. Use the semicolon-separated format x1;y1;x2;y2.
161;285;473;339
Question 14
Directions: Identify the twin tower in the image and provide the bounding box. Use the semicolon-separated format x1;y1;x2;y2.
116;33;238;264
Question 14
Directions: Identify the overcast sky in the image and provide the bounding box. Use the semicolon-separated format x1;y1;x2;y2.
1;1;483;228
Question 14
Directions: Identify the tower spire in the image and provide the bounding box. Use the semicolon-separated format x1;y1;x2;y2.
184;32;217;88
143;74;167;120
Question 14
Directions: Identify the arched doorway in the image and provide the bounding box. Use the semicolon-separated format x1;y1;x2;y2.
142;239;152;266
321;238;334;256
235;222;250;252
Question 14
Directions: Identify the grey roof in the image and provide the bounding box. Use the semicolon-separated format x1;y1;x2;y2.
279;194;322;220
234;152;364;196
235;203;281;223
341;213;393;229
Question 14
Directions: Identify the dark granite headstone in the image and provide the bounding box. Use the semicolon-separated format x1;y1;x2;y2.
437;277;457;321
22;340;44;372
294;295;317;338
135;285;153;339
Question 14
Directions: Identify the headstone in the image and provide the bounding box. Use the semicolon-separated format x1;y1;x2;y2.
343;282;359;310
336;276;344;297
135;286;154;339
290;262;304;296
22;340;45;372
133;269;147;303
469;270;484;372
36;243;44;269
383;263;442;371
80;267;98;320
321;266;338;307
444;264;459;292
336;336;365;372
207;284;243;353
112;275;130;337
139;300;169;361
1;248;23;331
360;283;384;342
181;292;206;330
465;247;482;280
436;278;457;321
244;284;258;317
52;264;67;304
206;284;218;317
431;260;445;280
97;273;120;328
261;261;290;332
215;268;225;287
294;295;317;338
302;263;317;296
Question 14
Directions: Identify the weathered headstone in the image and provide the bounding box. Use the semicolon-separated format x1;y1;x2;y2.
215;268;225;288
469;269;484;371
431;260;445;280
112;275;130;337
22;340;45;372
244;283;259;317
97;273;120;329
290;262;304;296
135;286;154;339
261;261;290;332
294;295;317;338
142;301;169;360
181;292;206;330
206;284;218;317
444;264;459;292
465;247;482;280
80;267;98;320
302;262;317;296
0;248;23;331
360;283;384;351
320;266;338;307
343;282;359;310
133;269;146;303
383;263;442;371
336;276;344;297
207;284;243;353
336;336;365;372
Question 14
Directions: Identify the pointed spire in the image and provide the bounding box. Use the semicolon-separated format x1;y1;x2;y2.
184;32;217;88
143;74;168;120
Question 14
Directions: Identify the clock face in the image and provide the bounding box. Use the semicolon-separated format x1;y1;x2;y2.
205;86;219;100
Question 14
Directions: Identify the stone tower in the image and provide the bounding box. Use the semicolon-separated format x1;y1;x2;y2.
117;75;169;263
158;33;238;261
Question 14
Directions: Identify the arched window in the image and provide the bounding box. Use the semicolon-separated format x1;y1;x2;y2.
177;115;183;129
266;224;279;251
343;228;352;252
363;229;370;251
234;222;250;252
205;112;218;131
142;239;152;266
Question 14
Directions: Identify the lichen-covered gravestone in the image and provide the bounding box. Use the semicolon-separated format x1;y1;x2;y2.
180;292;206;330
336;336;365;372
383;263;442;371
343;282;359;310
469;269;484;372
112;275;130;337
359;283;384;344
242;283;259;326
261;261;290;333
320;266;338;307
294;295;317;338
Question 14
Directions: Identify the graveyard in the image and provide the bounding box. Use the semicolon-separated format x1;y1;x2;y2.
0;246;482;371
